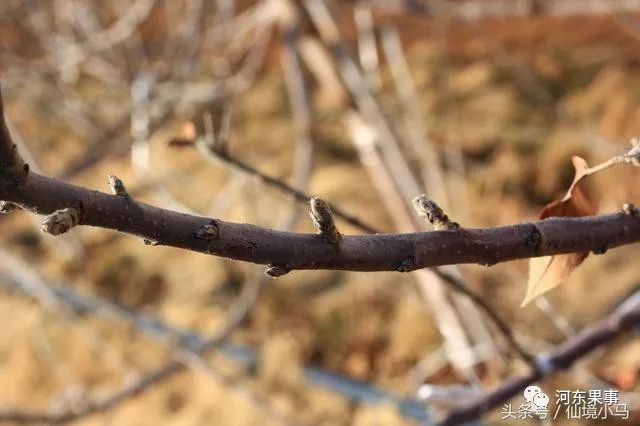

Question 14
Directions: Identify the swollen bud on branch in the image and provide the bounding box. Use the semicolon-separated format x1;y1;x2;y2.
265;264;290;278
0;201;17;214
309;197;340;244
412;194;460;231
41;207;81;235
108;174;128;197
625;138;640;166
622;203;640;219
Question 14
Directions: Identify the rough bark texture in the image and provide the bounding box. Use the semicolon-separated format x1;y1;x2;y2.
2;170;640;272
2;86;640;273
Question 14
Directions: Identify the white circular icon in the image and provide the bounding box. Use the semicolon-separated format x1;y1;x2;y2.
533;392;549;409
524;385;542;402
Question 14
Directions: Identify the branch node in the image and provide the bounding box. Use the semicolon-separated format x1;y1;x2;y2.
265;264;290;278
625;137;640;166
0;201;17;214
41;206;82;235
535;354;556;375
193;221;219;253
0;145;29;186
592;245;608;255
193;221;219;241
412;194;460;231
526;225;543;252
108;174;129;197
622;202;640;219
309;197;341;244
396;255;415;272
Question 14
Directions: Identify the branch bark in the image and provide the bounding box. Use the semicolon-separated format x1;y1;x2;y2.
0;88;28;184
3;86;640;274
4;169;640;272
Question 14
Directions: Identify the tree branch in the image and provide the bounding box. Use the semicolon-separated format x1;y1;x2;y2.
194;108;534;362
0;87;28;184
5;167;640;271
3;168;640;273
0;365;179;424
434;270;535;365
0;245;269;425
3;87;640;273
6;169;640;271
195;139;379;233
434;294;640;425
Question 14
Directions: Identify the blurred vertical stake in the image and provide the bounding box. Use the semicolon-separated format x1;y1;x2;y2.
131;72;153;173
304;0;500;380
279;0;315;224
380;25;450;210
354;1;382;92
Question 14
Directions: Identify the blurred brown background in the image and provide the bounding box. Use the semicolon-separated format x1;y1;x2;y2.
0;1;639;425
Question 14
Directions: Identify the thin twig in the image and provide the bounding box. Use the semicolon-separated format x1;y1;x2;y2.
434;295;640;425
344;112;503;375
435;270;536;365
0;256;277;425
194;138;379;233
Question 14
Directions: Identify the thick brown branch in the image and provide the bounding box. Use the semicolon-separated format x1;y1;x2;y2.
435;298;640;425
2;171;640;271
0;88;28;185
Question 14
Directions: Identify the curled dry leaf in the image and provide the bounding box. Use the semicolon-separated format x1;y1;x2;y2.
522;156;597;307
167;121;197;148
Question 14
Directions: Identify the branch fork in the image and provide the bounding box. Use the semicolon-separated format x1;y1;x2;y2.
0;87;29;189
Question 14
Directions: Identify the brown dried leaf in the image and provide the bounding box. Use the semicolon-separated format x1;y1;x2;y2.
522;156;597;307
167;121;197;148
167;137;195;148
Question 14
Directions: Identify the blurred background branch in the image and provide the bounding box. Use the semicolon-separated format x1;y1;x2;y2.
1;1;640;425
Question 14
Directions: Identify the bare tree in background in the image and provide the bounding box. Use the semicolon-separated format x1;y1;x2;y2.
1;1;640;425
